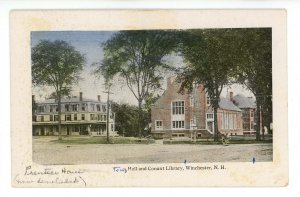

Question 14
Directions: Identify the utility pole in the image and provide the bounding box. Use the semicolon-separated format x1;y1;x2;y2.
103;83;113;143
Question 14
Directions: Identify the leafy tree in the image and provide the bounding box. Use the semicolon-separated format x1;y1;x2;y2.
32;40;85;140
96;30;177;137
179;28;272;141
235;28;272;140
111;102;150;137
178;29;241;141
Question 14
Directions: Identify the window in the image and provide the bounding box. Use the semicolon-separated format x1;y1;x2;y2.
38;106;45;113
65;104;70;112
229;114;233;129
207;96;211;105
103;115;107;121
250;111;254;117
90;114;95;120
155;120;163;130
74;114;77;121
65;114;71;121
172;121;185;129
54;115;59;121
50;115;53;121
233;114;237;129
97;105;101;111
172;133;185;137
50;105;58;112
102;105;107;112
206;113;214;120
222;112;238;130
172;101;184;115
40;116;44;122
222;112;226;129
82;103;87;111
72;104;78;111
81;114;85;120
91;104;95;111
243;111;250;130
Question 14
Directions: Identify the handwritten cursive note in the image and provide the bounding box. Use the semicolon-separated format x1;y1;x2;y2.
15;165;87;187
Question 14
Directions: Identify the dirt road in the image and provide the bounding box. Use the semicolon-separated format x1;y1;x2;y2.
33;137;272;164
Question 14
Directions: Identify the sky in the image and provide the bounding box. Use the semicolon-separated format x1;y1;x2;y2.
31;31;254;105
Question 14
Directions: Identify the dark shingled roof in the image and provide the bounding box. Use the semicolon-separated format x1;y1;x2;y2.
233;94;256;109
207;97;242;112
219;97;242;111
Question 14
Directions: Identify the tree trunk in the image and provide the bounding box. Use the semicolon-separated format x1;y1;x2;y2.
261;108;265;140
255;100;261;141
58;93;62;140
213;106;219;142
138;100;143;138
106;90;110;143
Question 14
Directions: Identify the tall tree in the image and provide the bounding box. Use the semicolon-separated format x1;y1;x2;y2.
32;40;85;140
111;102;150;137
96;30;177;137
235;28;272;140
178;29;240;141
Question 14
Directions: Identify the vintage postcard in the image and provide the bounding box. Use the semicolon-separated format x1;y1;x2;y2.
10;10;287;187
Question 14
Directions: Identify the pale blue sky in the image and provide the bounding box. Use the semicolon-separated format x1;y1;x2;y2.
31;31;132;103
31;31;115;67
31;31;179;104
31;31;253;105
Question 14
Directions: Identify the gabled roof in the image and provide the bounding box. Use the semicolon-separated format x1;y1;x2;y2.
207;97;242;112
233;94;256;109
219;97;242;112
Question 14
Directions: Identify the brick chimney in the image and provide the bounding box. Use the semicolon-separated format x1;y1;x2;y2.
97;95;101;102
230;91;233;101
79;92;83;101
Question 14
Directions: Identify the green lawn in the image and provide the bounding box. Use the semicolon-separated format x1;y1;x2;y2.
163;136;273;144
51;136;155;144
49;135;272;145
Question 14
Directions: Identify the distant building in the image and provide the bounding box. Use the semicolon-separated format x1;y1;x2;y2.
231;93;256;135
32;92;115;136
213;97;244;136
150;77;243;139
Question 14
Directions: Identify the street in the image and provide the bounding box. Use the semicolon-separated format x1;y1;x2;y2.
33;137;273;165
